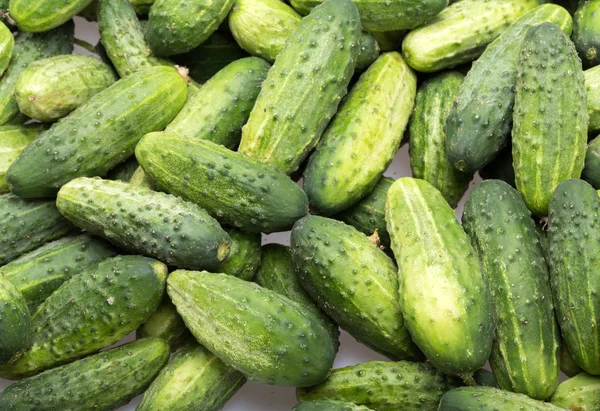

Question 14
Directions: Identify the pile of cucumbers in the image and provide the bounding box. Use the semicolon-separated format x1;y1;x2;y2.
0;0;598;409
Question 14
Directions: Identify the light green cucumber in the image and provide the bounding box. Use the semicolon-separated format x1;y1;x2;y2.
9;0;93;32
550;372;600;410
0;123;45;193
0;275;31;363
0;21;13;77
586;65;600;133
136;296;191;351
216;228;262;281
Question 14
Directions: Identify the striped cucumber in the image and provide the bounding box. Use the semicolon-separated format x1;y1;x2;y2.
439;387;566;410
0;275;31;363
0;21;13;77
587;65;600;133
9;0;93;32
216;228;262;281
573;0;600;68
0;123;45;193
583;135;600;188
136;296;191;351
550;372;600;410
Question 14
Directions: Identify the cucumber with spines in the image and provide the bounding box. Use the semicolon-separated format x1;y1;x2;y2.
550;372;600;410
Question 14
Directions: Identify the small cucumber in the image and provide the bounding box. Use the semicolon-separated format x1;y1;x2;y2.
561;338;583;377
293;400;373;411
0;21;13;77
550;372;600;410
216;228;262;281
439;387;566;410
9;0;93;32
582;134;600;188
0;123;45;193
136;296;191;351
573;0;600;67
0;275;31;363
586;65;600;133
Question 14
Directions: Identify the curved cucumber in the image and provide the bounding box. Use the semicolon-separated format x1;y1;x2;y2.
0;275;31;363
587;65;600;133
550;372;600;410
439;387;566;410
0;21;13;77
9;0;93;32
136;296;191;351
216;228;262;281
0;123;45;193
573;0;600;68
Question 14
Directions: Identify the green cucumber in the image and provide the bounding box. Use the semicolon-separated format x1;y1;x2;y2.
445;4;573;173
0;255;166;380
238;0;361;175
370;30;404;52
293;400;373;411
0;21;13;77
409;71;471;208
561;339;583;377
136;132;309;233
439;386;566;410
7;66;187;198
582;134;600;188
0;123;45;193
291;215;422;360
108;157;140;182
402;0;538;72
137;341;246;411
57;177;230;270
15;55;117;122
462;180;560;399
9;0;93;32
0;338;169;411
512;22;587;216
136;296;191;350
165;57;270;149
217;228;262;281
303;52;416;214
0;234;117;312
573;0;600;67
385;177;494;375
550;372;600;410
167;269;336;386
356;32;380;71
130;0;154;14
296;361;461;411
478;144;516;187
0;275;31;362
587;65;600;133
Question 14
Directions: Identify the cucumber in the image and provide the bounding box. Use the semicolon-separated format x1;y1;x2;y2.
582;135;600;188
587;65;600;132
136;132;309;233
550;372;600;410
0;234;117;312
57;177;230;270
108;157;140;182
9;0;93;32
409;71;471;208
402;0;538;72
0;194;74;266
296;361;461;411
0;21;13;77
167;269;336;386
561;338;583;377
291;216;422;360
0;255;166;380
136;296;191;351
385;177;494;375
165;57;270;149
573;0;600;68
7;66;187;198
0;338;169;411
303;52;416;215
0;123;45;193
371;30;404;52
293;400;373;411
547;179;600;375
130;0;154;14
238;0;361;175
0;275;31;363
445;4;573;173
512;22;587;216
217;228;262;281
15;55;117;122
439;387;566;410
462;180;560;399
478;144;516;187
137;341;246;411
356;32;380;71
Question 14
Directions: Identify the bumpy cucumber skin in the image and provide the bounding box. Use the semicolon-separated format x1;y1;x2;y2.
513;23;587;216
291;216;422;360
57;177;230;270
216;228;262;281
479;144;516;187
238;0;361;176
137;341;246;411
293;400;373;411
0;255;167;380
583;135;600;188
385;177;494;375
108;157;140;182
439;386;566;410
409;71;470;208
573;0;600;67
9;0;92;32
297;361;461;411
166;57;270;149
445;4;573;173
167;270;336;386
548;179;600;375
0;338;169;411
303;52;415;215
0;275;31;363
561;338;583;377
7;66;187;198
136;296;191;351
136;132;309;233
0;234;117;312
255;243;340;349
0;124;44;193
15;55;117;122
0;22;13;77
356;32;380;71
402;0;538;72
587;66;600;132
550;372;600;410
462;180;559;399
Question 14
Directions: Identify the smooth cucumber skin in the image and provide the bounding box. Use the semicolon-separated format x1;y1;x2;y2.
238;0;361;176
385;177;494;375
573;0;600;67
462;180;559;399
303;52;416;215
0;123;44;193
582;135;600;188
136;132;309;233
216;228;262;281
0;338;169;411
291;216;422;360
561;338;583;377
136;296;191;351
445;4;573;173
0;255;167;380
587;65;600;132
137;341;246;411
0;21;13;77
293;400;373;410
547;179;600;375
550;372;600;410
512;23;587;216
7;66;187;198
439;387;566;410
409;71;470;208
167;270;336;386
166;57;270;149
478;144;516;187
15;55;117;122
9;0;93;32
296;361;461;411
0;234;117;312
0;275;31;363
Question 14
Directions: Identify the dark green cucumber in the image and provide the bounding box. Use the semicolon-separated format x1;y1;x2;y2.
409;71;471;208
573;0;600;67
439;387;566;410
291;216;422;360
478;144;516;187
561;338;583;377
462;180;559;399
550;372;600;410
167;270;336;386
238;0;361;175
0;338;169;411
296;361;461;411
7;66;187;198
513;22;587;216
385;177;494;375
166;57;270;149
293;400;373;411
0;275;31;362
583;134;600;188
0;123;45;193
216;228;262;281
446;4;573;173
137;341;246;411
107;157;140;182
0;255;166;379
0;234;116;312
10;0;92;32
136;296;191;351
136;132;309;233
587;65;600;133
370;30;404;52
0;21;13;77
